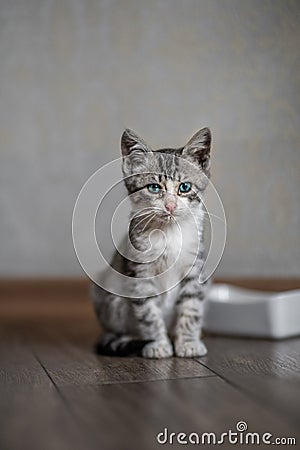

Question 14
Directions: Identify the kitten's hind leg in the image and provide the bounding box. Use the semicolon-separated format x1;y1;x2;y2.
95;333;151;357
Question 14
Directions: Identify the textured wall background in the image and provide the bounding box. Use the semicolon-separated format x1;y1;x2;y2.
0;0;299;277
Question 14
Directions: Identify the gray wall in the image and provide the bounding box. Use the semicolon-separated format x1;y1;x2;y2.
1;0;299;277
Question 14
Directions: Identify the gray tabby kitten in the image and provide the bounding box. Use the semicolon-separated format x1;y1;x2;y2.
92;127;212;358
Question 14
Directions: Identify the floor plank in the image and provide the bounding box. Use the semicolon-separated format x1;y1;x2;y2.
0;388;89;450
1;278;300;450
197;336;300;427
0;327;91;450
0;325;51;390
61;377;299;450
23;323;214;386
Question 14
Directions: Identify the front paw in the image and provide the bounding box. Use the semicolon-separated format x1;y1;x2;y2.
175;339;207;358
142;340;173;359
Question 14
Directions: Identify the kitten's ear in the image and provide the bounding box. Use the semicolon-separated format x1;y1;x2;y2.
182;127;211;170
121;129;152;177
121;129;152;156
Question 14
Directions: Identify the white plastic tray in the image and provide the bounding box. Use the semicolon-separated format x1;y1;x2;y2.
203;284;300;339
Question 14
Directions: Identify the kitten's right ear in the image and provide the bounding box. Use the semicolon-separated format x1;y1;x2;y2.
121;129;152;177
121;129;152;157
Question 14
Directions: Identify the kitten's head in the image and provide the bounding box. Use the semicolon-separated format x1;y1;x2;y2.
121;128;211;226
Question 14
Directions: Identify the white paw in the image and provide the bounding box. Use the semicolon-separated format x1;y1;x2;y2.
175;340;207;358
142;340;173;359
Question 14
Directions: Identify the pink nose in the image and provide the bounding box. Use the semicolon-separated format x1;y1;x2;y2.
165;202;177;213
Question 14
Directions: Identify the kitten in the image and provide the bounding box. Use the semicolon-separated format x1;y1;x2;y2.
92;127;212;358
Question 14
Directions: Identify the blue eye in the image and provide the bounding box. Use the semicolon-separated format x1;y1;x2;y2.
147;183;161;193
179;182;192;193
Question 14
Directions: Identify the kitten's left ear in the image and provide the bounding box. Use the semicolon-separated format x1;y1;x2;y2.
182;127;211;170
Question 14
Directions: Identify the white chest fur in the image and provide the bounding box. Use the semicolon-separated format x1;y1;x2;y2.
148;219;199;296
151;220;198;267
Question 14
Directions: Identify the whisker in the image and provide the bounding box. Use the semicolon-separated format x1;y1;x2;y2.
175;207;223;222
129;213;153;235
141;213;156;233
131;211;153;220
131;207;162;219
199;210;224;221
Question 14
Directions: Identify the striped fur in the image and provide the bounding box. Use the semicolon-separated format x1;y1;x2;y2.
92;128;212;358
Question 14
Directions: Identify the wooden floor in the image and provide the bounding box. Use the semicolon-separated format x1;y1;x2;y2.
0;279;300;450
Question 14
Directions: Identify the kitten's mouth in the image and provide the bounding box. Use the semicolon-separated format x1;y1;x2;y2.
131;209;179;231
160;211;177;223
150;211;173;224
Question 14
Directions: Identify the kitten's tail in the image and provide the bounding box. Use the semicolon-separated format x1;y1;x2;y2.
95;333;151;357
